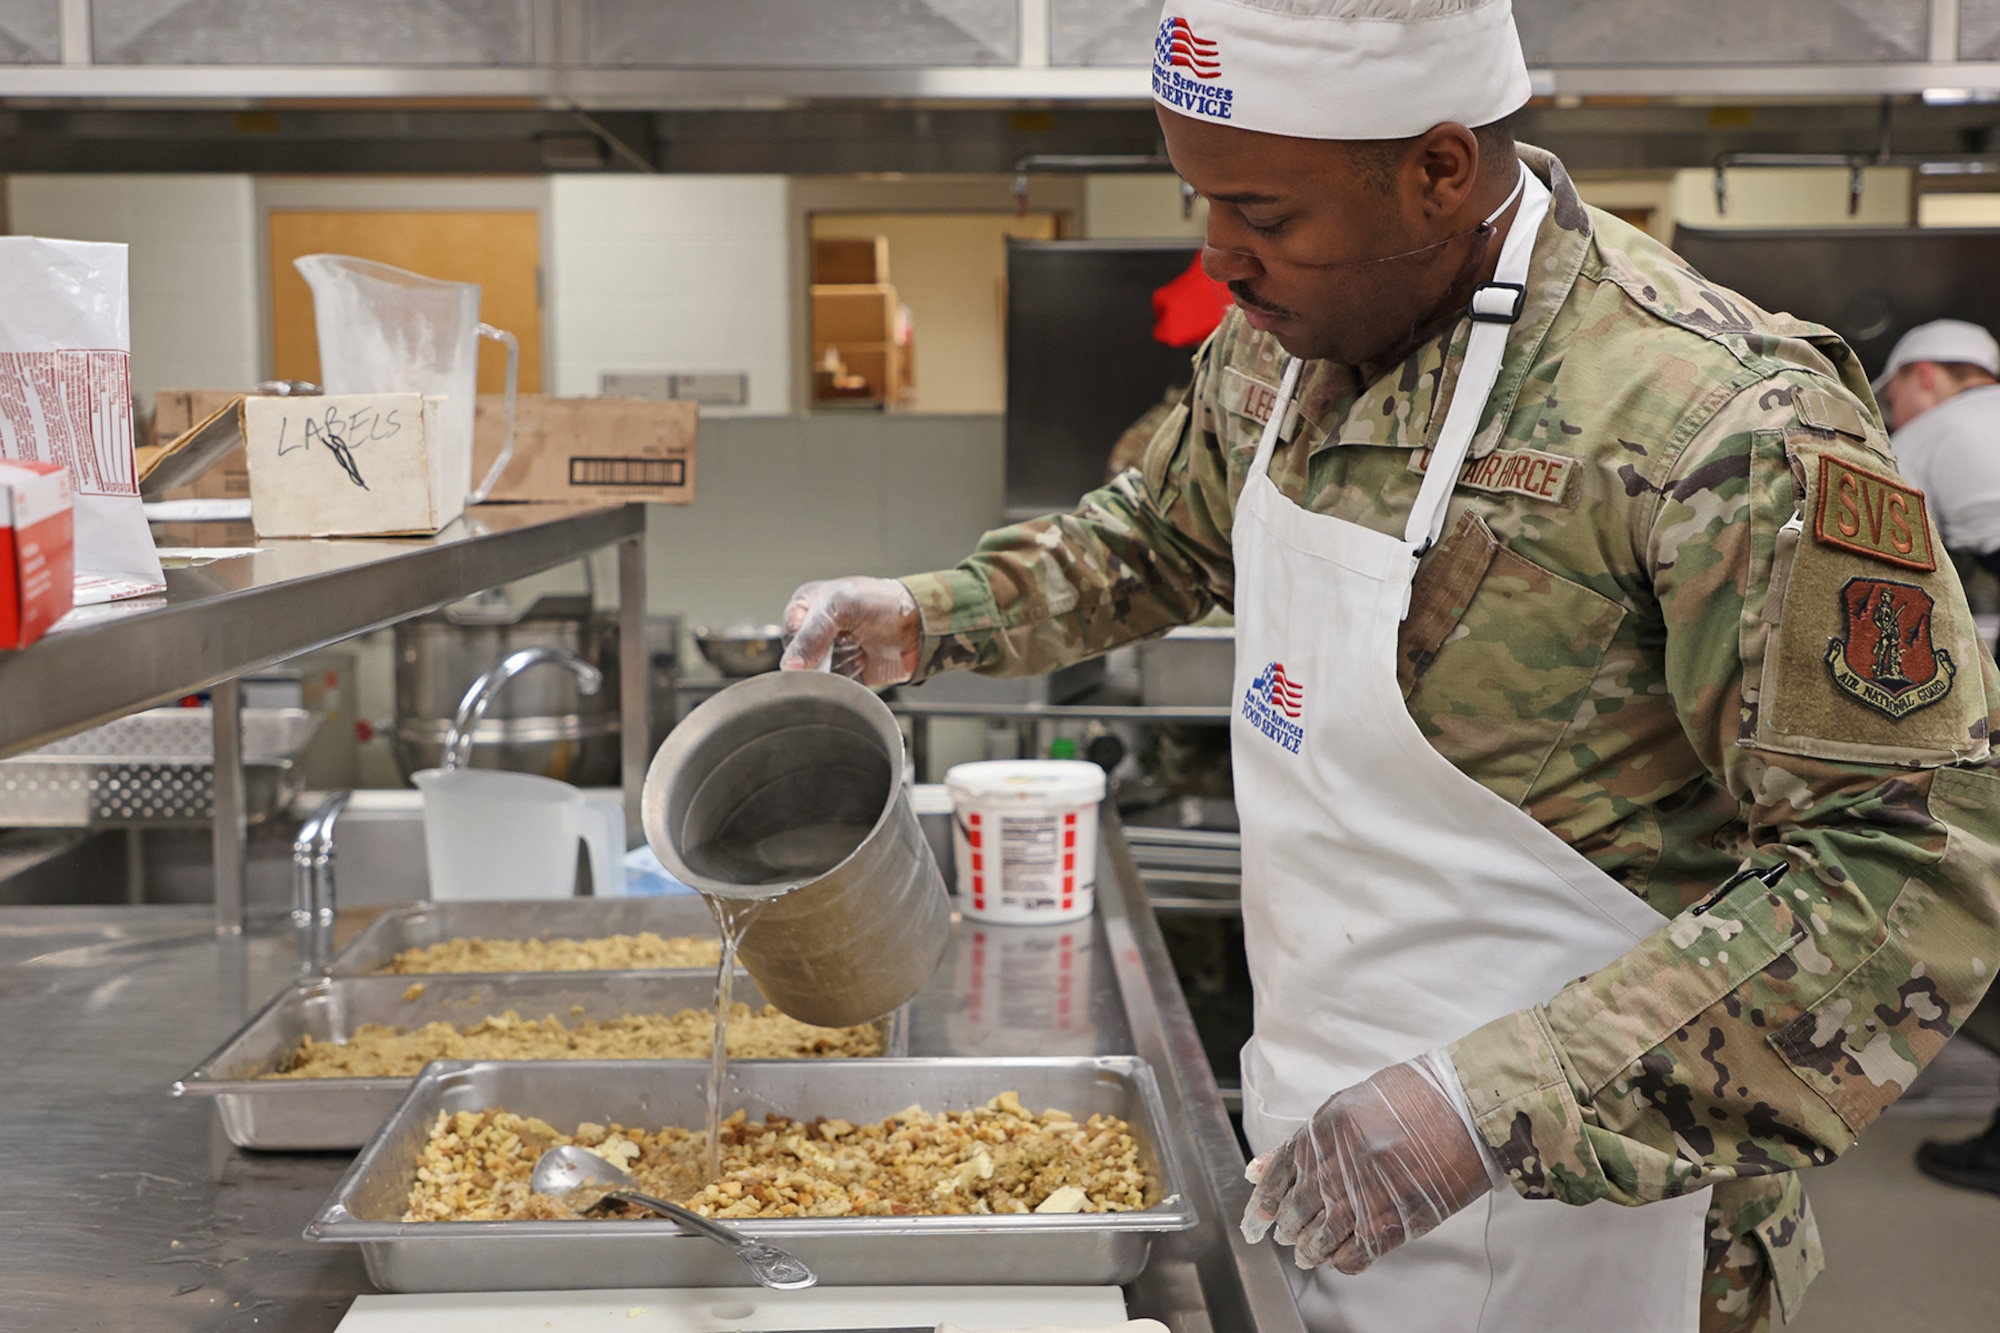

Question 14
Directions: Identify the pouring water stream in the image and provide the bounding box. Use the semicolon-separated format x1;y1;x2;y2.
703;894;767;1183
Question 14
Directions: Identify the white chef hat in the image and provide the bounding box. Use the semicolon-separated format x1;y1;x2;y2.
1872;319;2000;392
1151;0;1533;141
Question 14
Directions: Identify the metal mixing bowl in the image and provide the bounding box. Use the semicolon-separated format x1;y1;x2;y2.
694;624;787;677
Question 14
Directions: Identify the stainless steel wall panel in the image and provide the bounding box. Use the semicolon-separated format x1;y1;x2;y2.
585;0;1019;68
1962;0;2000;59
0;0;57;62
90;0;533;66
1515;0;1928;67
1051;0;1156;68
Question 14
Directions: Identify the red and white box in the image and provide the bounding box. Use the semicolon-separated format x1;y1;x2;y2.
0;459;75;649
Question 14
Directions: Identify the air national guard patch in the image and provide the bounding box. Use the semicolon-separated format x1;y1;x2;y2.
1812;455;1936;572
1826;577;1956;718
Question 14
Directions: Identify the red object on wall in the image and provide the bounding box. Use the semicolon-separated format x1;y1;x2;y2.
1151;253;1230;348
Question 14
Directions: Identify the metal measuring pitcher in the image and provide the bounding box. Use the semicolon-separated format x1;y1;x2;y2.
640;671;949;1028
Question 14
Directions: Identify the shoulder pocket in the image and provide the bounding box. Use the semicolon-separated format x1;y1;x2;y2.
1754;433;1990;766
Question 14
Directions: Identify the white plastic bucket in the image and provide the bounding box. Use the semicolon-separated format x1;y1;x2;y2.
945;760;1106;924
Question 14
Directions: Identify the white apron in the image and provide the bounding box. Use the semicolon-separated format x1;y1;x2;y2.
1232;166;1709;1333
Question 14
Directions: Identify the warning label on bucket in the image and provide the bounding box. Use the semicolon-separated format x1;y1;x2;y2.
956;808;1096;922
1000;812;1066;909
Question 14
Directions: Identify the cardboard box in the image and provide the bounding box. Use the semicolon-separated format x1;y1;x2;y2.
812;236;890;286
152;388;249;446
244;393;461;537
147;388;255;546
0;460;75;649
471;396;697;506
811;284;899;345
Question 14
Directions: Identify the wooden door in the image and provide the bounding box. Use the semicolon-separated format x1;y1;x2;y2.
267;210;543;394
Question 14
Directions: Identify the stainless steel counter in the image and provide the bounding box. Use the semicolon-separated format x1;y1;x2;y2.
0;817;1303;1332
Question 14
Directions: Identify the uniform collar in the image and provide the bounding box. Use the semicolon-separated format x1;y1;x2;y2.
1301;144;1593;455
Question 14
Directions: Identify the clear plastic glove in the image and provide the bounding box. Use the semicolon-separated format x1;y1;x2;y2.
780;576;920;687
1241;1057;1492;1274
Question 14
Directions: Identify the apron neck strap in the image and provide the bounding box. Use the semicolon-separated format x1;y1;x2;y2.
1244;162;1553;560
1402;163;1551;553
1247;356;1305;481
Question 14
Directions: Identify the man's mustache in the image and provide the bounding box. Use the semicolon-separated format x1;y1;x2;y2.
1229;281;1295;320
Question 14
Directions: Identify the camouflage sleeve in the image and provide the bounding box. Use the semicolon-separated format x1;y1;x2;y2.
1447;375;2000;1210
899;350;1237;680
1104;385;1190;483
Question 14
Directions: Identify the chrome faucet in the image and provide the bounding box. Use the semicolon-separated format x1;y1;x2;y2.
441;646;604;772
291;789;352;977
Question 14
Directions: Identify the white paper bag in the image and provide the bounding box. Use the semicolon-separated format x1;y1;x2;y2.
0;237;164;603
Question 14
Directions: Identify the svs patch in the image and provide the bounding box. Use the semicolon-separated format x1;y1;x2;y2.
1812;455;1936;572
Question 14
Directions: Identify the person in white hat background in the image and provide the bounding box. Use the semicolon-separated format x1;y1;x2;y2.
1874;319;2000;1201
781;4;2000;1331
1875;319;2000;572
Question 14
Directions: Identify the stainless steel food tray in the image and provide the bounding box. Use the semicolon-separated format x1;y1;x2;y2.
0;706;319;827
173;972;906;1151
307;1055;1196;1291
327;896;723;977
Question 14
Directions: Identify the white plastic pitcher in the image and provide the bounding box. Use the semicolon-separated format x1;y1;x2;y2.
294;253;516;507
412;769;624;901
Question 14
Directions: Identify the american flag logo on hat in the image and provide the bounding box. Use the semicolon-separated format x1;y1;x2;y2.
1158;16;1222;80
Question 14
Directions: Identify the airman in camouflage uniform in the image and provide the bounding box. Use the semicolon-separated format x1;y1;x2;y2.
897;147;2000;1331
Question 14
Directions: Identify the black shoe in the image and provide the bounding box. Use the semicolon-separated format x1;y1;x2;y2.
1914;1117;2000;1196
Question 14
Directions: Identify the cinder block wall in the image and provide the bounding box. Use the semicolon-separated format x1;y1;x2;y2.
645;412;1005;632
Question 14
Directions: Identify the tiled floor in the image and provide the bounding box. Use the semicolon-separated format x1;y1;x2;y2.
1784;1040;2000;1332
1783;1117;1997;1332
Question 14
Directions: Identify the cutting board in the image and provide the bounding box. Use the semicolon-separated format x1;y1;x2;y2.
333;1285;1127;1332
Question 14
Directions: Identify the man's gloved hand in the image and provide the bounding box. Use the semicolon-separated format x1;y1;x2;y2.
1241;1056;1493;1274
780;577;920;687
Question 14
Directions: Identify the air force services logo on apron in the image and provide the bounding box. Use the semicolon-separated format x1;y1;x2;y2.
1242;661;1305;753
1827;577;1957;718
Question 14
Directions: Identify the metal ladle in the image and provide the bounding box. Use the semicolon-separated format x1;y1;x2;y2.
529;1145;817;1290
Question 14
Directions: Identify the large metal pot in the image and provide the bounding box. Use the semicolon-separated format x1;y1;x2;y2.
393;595;620;785
641;672;950;1027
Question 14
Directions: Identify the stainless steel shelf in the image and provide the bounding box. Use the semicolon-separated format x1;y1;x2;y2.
0;503;649;934
0;504;642;760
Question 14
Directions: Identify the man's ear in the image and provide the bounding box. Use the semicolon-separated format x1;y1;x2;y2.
1411;123;1480;221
